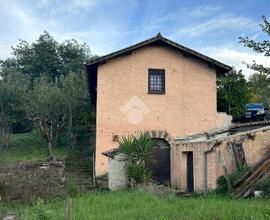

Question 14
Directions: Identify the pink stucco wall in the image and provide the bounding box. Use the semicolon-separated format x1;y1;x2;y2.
96;44;227;176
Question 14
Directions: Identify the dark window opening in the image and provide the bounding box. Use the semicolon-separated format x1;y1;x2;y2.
148;69;165;94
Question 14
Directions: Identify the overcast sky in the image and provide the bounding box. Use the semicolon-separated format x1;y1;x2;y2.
0;0;269;78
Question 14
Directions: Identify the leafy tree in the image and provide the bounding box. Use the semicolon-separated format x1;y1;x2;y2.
239;16;270;75
24;77;68;160
240;16;270;106
248;73;270;106
60;72;90;147
0;70;29;150
0;31;94;135
217;69;251;118
2;31;91;81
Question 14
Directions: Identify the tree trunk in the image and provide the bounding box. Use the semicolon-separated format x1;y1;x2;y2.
0;115;10;151
55;124;62;146
47;137;54;161
38;120;54;161
68;108;74;149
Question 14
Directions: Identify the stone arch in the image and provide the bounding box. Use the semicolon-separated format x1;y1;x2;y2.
148;130;173;143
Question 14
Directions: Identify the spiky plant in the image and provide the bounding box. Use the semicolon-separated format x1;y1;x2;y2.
118;134;135;162
118;131;156;186
133;131;156;166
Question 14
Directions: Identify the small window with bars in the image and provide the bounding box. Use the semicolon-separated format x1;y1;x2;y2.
148;69;165;94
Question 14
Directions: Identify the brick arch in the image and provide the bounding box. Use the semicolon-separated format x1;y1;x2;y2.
148;130;172;144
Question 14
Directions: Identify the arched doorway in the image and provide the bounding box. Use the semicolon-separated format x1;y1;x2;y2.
146;138;170;184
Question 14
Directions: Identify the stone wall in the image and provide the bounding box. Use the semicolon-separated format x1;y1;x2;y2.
0;160;66;203
108;154;128;191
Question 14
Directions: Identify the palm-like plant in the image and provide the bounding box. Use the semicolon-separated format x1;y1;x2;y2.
118;131;156;186
133;132;156;165
118;134;135;161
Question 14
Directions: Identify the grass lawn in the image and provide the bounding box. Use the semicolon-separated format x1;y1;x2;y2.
0;131;69;166
1;191;270;220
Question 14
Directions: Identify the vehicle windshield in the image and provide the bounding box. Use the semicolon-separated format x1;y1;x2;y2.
246;103;263;110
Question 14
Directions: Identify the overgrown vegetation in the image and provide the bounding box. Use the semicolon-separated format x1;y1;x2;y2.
215;166;250;195
255;177;270;197
1;191;270;220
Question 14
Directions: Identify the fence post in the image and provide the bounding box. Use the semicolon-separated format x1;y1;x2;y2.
66;196;72;220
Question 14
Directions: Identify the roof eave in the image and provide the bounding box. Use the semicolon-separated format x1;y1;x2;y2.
86;35;231;73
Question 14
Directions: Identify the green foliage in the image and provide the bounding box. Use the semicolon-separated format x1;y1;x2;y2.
255;177;270;197
0;70;30;148
33;198;53;220
118;134;135;161
230;165;249;185
25;76;67;125
240;16;270;75
215;176;228;195
217;69;251;118
248;73;270;107
67;177;80;197
5;31;91;80
3;191;270;220
118;132;156;185
0;131;69;166
215;166;250;195
127;163;152;184
0;31;95;143
119;132;156;164
239;16;270;108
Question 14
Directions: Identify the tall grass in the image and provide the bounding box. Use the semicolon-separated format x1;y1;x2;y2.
2;191;270;220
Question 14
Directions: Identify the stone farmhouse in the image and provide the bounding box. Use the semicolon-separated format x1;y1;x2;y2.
86;33;233;190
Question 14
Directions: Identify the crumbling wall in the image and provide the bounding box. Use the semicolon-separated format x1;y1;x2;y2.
171;142;217;191
0;160;66;203
171;127;270;192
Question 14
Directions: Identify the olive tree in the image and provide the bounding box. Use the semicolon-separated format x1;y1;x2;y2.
24;77;68;160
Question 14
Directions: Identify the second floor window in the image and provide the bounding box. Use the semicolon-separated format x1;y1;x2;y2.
148;69;165;94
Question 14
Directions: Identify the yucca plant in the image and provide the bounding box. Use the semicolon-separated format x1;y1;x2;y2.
133;132;156;165
118;134;135;162
118;131;156;186
127;163;152;188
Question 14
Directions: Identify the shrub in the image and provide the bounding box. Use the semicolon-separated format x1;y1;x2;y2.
255;177;270;197
33;198;52;220
230;165;249;185
215;165;249;195
118;131;156;187
215;176;228;195
127;163;152;184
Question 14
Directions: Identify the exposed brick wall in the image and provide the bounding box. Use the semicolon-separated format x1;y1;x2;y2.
171;128;270;191
96;44;228;176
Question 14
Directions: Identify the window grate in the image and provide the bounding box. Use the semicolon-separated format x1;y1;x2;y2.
148;69;165;94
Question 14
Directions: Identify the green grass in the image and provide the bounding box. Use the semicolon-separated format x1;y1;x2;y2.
0;131;69;166
1;191;270;220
